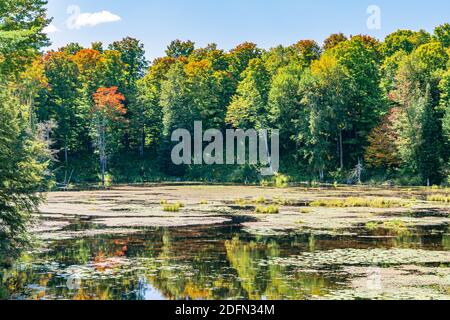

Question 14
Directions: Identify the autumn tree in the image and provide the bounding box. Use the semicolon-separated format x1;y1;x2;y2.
323;33;347;51
42;51;80;170
0;0;50;77
293;40;321;66
109;37;148;156
365;109;401;170
227;42;262;80
91;87;127;186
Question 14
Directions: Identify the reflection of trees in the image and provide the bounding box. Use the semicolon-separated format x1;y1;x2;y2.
443;227;450;251
143;229;245;300
2;229;339;300
225;237;330;299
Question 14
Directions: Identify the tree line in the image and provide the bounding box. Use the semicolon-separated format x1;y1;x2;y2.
3;0;450;260
3;2;450;190
28;30;450;186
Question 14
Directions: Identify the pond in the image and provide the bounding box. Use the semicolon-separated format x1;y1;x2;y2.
1;216;449;300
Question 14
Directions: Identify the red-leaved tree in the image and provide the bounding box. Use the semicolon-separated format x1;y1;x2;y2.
92;87;126;186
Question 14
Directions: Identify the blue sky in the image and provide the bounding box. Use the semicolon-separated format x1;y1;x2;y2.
45;0;450;61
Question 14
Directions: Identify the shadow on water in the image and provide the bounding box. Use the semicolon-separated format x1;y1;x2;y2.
0;216;448;300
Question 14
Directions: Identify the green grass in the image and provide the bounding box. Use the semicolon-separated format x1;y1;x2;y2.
199;200;209;205
255;205;279;214
299;209;312;214
309;197;410;208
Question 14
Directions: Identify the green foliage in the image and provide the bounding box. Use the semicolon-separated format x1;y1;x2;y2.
0;0;51;77
6;1;450;191
433;23;450;48
381;29;431;57
165;40;195;58
226;58;270;129
0;85;50;259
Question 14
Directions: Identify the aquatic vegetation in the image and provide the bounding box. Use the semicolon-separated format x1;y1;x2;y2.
235;198;249;206
199;200;209;205
273;196;293;205
176;201;185;208
255;205;279;214
300;209;312;214
161;202;185;212
160;199;168;205
365;221;379;231
253;196;267;204
270;248;450;269
427;194;450;203
365;220;411;236
275;174;290;188
309;197;410;208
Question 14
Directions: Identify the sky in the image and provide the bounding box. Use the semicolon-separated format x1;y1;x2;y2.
45;0;450;61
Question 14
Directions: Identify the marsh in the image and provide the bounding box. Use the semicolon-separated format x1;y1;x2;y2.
1;185;449;300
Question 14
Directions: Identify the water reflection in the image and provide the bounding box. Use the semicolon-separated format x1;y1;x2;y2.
0;223;448;300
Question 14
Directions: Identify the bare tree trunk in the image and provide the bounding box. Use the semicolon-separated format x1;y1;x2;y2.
339;130;344;170
139;106;145;158
64;139;68;166
97;119;107;188
139;127;145;158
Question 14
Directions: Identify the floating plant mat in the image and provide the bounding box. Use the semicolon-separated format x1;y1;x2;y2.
269;248;450;269
319;265;450;300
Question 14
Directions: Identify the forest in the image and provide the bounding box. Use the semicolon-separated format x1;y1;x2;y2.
8;22;450;188
4;4;450;188
1;1;450;301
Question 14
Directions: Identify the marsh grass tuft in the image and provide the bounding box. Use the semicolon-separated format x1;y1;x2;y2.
161;201;185;212
309;197;410;208
253;196;267;204
300;209;312;214
273;196;293;205
200;200;209;205
427;194;450;203
235;198;249;206
255;205;279;214
365;220;411;236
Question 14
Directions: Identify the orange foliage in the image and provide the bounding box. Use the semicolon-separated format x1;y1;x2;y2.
92;86;127;120
184;59;212;76
365;108;401;169
230;42;258;53
72;49;103;73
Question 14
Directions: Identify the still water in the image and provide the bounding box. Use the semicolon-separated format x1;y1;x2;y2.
1;218;448;300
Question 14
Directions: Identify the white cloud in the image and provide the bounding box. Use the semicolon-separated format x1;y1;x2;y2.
43;24;60;34
66;5;121;30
